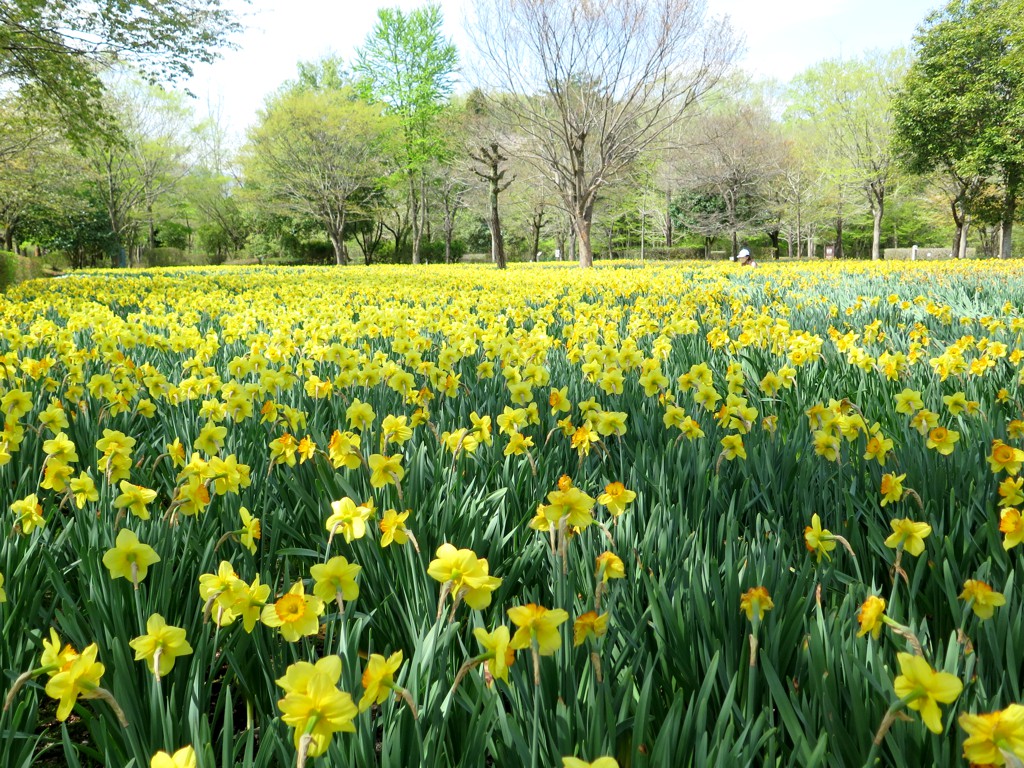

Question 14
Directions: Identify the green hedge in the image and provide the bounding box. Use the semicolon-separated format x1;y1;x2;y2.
0;250;48;292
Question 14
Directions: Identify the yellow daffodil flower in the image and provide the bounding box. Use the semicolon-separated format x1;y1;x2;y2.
260;582;324;642
720;433;746;461
358;650;405;711
150;746;197;768
572;611;609;646
472;626;515;684
597;482;636;517
379;509;410;547
11;493;45;535
114;481;157;521
892;652;962;734
508;604;569;655
740;586;774;622
44;642;105;721
276;656;356;757
310;555;361;607
367;453;404;487
926;426;960;455
989;440;1024;475
325;497;374;543
562;757;619;768
959;579;1007;619
879;473;905;506
129;613;193;678
856;596;887;639
958;704;1024;766
102;529;160;586
884;518;932;557
804;514;837;562
1001;507;1024;550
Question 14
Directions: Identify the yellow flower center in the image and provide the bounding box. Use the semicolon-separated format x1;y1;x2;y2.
60;646;79;672
275;594;306;623
604;482;625;498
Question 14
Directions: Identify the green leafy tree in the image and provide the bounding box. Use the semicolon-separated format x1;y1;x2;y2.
355;5;458;265
893;0;1024;258
242;75;395;266
181;107;248;262
786;50;908;260
21;184;118;268
0;96;81;252
0;0;241;136
80;75;196;266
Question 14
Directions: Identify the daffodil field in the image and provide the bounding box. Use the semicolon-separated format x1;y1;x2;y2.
3;260;1024;768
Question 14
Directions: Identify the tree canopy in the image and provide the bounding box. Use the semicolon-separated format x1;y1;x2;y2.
355;5;458;264
893;0;1024;258
0;0;241;133
243;74;395;266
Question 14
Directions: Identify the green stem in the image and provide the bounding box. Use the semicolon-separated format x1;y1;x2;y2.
864;692;920;767
887;544;905;611
530;644;542;768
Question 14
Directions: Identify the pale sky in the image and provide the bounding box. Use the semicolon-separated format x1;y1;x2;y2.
185;0;942;137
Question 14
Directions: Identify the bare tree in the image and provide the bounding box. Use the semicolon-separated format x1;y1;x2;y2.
435;170;469;263
671;92;786;258
470;142;514;269
469;0;739;267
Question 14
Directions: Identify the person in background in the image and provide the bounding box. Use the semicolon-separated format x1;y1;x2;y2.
736;247;757;267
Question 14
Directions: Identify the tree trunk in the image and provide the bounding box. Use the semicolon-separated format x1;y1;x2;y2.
767;229;780;259
665;187;673;248
871;189;884;261
488;175;506;269
1000;165;1020;259
796;205;802;258
951;197;964;259
443;197;456;264
2;225;12;252
409;173;421;265
640;199;646;261
420;174;430;260
731;230;738;259
575;212;594;268
472;143;513;270
960;219;970;259
329;210;347;266
148;203;156;250
357;219;384;266
835;217;844;259
531;216;541;262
